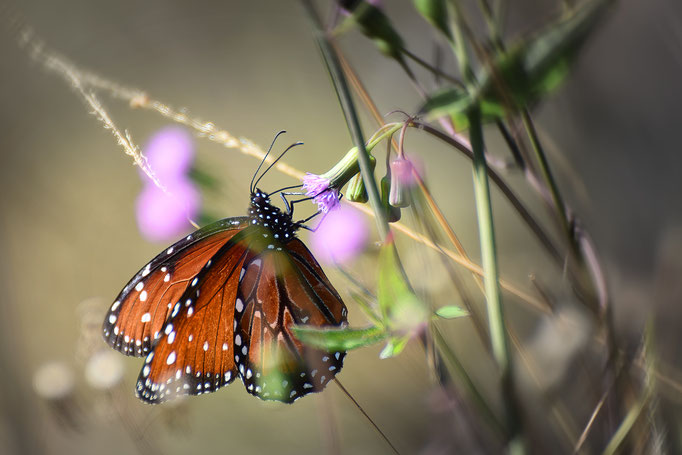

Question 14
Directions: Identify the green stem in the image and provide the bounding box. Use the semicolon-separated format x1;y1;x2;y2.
301;0;389;241
468;108;523;449
520;110;571;238
448;2;476;84
476;0;504;52
400;47;464;87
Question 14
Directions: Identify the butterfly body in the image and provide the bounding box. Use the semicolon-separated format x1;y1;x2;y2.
103;188;347;404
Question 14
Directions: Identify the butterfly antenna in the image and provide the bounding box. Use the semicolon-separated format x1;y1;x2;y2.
252;140;304;190
251;130;287;194
333;379;402;455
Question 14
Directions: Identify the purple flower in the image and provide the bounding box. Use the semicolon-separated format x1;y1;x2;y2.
310;205;368;264
136;179;200;242
302;173;341;213
143;126;194;181
136;125;201;242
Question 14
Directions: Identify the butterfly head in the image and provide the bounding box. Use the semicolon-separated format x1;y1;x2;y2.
249;188;299;241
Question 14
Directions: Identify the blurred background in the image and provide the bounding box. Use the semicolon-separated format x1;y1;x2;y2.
0;0;681;453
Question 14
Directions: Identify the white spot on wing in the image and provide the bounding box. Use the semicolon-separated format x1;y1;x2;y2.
141;312;151;323
166;351;176;365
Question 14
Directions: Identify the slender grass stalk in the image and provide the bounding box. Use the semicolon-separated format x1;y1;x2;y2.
520;110;571;240
468;108;523;448
476;0;504;52
301;0;389;241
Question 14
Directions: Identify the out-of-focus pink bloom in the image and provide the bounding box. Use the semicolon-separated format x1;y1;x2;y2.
302;173;341;213
136;179;200;242
310;205;368;264
136;125;201;242
144;126;194;181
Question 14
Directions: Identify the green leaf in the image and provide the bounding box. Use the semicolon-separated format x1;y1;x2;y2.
420;86;505;128
377;235;409;318
420;86;470;125
414;0;452;42
483;0;612;109
291;325;387;351
377;236;428;336
421;0;613;121
338;1;406;61
379;335;411;359
435;305;468;319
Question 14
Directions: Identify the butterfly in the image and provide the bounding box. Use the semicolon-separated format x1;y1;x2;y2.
102;134;347;404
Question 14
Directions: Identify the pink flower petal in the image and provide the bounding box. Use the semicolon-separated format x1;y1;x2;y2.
143;126;194;181
136;178;200;242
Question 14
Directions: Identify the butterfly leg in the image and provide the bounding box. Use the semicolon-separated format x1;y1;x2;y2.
296;211;322;230
280;192;313;217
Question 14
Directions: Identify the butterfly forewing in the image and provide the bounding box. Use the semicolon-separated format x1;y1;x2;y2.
135;228;258;404
103;217;249;357
234;236;347;403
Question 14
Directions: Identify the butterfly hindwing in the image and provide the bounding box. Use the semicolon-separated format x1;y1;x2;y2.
233;234;347;403
103;217;250;357
135;227;262;404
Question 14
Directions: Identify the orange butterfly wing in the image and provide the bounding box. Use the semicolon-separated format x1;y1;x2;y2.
102;217;249;357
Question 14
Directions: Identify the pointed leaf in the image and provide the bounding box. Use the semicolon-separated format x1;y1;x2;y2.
292;325;387;351
414;0;453;42
435;305;468;319
480;0;613;109
338;1;406;61
377;235;428;340
379;335;411;359
421;0;613;122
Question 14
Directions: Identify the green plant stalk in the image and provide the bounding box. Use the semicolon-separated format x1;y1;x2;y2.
520;109;605;312
301;0;389;240
476;0;504;52
447;2;476;83
520;110;571;239
468;108;522;447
